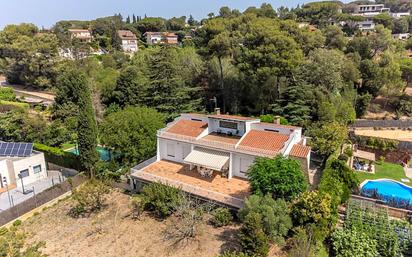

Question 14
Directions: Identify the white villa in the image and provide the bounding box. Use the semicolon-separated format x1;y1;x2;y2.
117;30;138;53
143;32;178;45
0;142;47;191
131;111;311;208
68;29;93;43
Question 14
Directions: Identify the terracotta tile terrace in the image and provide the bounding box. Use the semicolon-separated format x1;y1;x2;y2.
199;132;241;145
132;160;250;208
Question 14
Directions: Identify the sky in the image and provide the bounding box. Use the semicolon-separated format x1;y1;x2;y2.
0;0;314;29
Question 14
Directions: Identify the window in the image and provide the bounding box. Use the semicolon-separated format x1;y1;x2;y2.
19;169;29;178
219;121;238;130
33;165;42;174
167;143;175;157
265;128;280;133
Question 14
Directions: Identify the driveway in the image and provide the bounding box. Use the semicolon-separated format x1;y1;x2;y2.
0;171;66;212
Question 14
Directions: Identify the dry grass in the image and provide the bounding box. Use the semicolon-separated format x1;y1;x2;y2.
20;190;247;257
354;129;412;142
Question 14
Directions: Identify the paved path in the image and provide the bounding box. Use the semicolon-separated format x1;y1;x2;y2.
0;76;55;103
405;166;412;179
0;171;65;212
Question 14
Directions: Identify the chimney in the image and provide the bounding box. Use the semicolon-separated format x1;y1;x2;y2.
274;116;281;125
215;108;221;115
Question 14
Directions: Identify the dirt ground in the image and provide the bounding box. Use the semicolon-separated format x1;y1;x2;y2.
20;190;284;257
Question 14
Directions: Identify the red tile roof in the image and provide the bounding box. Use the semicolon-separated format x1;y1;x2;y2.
166;119;207;138
289;144;311;158
117;30;137;40
238;130;289;153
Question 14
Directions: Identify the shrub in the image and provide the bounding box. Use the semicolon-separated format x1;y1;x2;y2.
219;251;250;257
141;182;185;218
238;212;270;257
12;220;22;227
211;207;233;227
248;156;307;201
130;195;145;219
290;191;333;237
70;179;110;217
34;143;81;170
238;195;292;244
287;226;328;257
164;195;212;245
331;228;378;257
0;87;16;101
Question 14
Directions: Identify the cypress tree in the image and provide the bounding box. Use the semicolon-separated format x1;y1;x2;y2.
77;71;99;177
126;15;131;24
132;14;137;23
57;68;98;177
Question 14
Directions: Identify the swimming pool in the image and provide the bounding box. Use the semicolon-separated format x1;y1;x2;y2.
360;179;412;203
67;146;112;161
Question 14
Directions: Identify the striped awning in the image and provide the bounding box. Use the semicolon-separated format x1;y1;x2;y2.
184;147;230;171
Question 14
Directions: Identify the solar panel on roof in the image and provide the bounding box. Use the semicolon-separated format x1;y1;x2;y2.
0;142;33;157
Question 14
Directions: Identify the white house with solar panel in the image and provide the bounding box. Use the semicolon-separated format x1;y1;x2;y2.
0;142;47;189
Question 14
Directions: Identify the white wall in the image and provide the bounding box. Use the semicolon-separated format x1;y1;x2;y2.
147;35;162;45
12;152;47;186
251;123;296;136
159;138;191;163
231;153;256;179
0;160;13;187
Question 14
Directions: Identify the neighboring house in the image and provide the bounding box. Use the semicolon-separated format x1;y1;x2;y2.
131;111;311;208
393;33;411;40
0;142;47;190
391;12;410;19
117;30;138;53
68;29;93;43
355;4;390;15
143;32;179;45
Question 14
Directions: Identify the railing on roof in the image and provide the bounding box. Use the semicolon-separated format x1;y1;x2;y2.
160;131;281;157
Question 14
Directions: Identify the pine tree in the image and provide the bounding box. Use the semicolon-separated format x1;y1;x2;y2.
188;15;195;26
126;15;131;24
273;81;311;126
145;47;202;119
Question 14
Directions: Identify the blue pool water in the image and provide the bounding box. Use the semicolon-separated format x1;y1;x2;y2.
67;146;112;161
361;179;412;203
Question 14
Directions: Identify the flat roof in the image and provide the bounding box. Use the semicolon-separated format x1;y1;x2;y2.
200;133;241;145
207;114;259;122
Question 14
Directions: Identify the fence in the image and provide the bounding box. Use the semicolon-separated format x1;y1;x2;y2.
352;119;412;128
350;194;412;219
0;175;86;226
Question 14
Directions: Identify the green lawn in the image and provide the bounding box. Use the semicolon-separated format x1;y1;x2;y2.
61;143;75;151
355;162;410;186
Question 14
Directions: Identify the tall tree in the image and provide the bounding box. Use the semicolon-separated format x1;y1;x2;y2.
57;68;98;176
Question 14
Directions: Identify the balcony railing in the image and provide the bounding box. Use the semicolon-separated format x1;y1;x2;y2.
132;169;245;209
